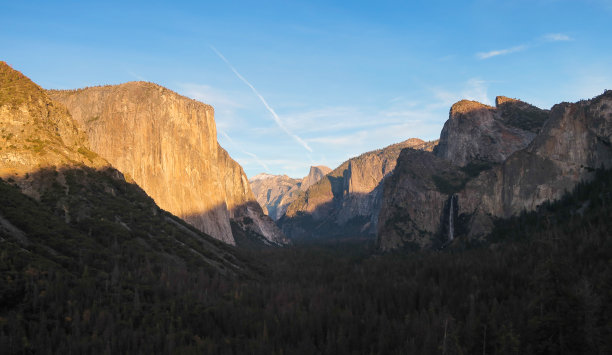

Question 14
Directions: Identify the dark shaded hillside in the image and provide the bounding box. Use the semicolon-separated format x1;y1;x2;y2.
1;61;264;354
226;169;612;354
3;167;610;354
0;167;258;353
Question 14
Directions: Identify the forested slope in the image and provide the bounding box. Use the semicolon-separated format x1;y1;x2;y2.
3;168;609;353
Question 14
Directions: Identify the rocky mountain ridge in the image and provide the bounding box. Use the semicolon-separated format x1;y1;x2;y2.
458;92;612;234
378;91;612;250
0;61;251;275
250;172;277;181
49;82;287;246
301;165;332;191
249;165;331;221
278;138;438;240
433;96;549;167
0;62;107;179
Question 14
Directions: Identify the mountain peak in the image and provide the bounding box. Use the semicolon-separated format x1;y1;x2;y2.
302;165;332;191
495;95;522;107
494;95;549;133
249;172;277;182
450;100;494;116
49;81;286;246
0;61;48;107
1;62;105;178
48;81;214;113
437;95;547;167
310;165;332;172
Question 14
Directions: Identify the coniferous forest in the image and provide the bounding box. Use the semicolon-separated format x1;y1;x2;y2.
3;2;612;353
1;169;611;354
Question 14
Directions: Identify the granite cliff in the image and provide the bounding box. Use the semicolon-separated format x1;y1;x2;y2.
377;149;466;250
301;165;332;190
49;82;286;246
279;139;437;240
0;61;251;274
378;92;612;250
458;91;612;236
433;96;549;166
249;165;331;221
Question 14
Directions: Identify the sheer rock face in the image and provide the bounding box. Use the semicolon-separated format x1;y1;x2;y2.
378;91;612;250
301;165;332;191
249;165;331;221
279;139;437;240
49;82;286;245
250;174;302;221
458;91;612;236
434;97;549;167
0;62;255;277
377;149;464;251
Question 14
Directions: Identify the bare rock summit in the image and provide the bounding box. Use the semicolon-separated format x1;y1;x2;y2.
434;97;549;167
49;82;287;246
378;91;612;250
279;138;437;240
249;165;332;221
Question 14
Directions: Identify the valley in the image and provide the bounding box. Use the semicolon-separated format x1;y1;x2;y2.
2;168;611;353
1;59;611;354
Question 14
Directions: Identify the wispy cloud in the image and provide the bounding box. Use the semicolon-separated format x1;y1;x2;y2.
219;130;270;172
286;78;492;165
242;77;493;176
477;45;528;59
281;106;402;134
477;33;572;59
542;33;572;42
210;46;313;153
306;119;441;155
308;134;365;146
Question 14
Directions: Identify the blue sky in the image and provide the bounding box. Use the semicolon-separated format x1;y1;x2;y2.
2;0;611;178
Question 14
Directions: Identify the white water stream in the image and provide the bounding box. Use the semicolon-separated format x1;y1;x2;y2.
449;195;454;241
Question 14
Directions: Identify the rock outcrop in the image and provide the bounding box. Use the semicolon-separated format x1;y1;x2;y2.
433;97;549;166
458;91;612;236
378;91;612;250
49;82;286;246
301;165;332;190
377;149;466;250
250;174;301;220
249;165;331;221
0;61;108;184
279;139;437;240
0;61;251;275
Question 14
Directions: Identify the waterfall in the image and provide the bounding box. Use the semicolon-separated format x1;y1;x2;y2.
449;195;454;241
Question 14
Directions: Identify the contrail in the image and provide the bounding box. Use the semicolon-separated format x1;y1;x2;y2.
220;130;270;172
211;46;313;153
